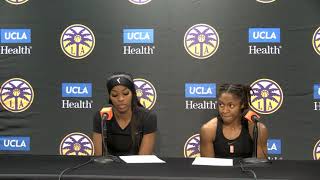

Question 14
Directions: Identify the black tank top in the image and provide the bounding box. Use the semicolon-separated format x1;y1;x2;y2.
213;116;253;158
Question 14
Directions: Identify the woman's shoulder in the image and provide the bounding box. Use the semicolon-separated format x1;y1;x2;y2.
135;106;156;116
134;106;157;133
247;120;268;138
201;117;218;132
200;117;218;140
247;120;267;129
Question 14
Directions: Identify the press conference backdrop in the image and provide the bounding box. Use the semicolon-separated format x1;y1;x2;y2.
0;0;319;160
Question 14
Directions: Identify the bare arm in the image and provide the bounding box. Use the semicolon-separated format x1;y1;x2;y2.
138;132;156;155
92;132;103;156
257;122;268;159
200;118;217;157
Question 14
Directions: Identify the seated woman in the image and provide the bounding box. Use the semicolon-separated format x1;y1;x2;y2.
200;84;268;158
92;73;157;156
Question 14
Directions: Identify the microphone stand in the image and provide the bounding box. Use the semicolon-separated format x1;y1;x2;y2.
94;118;117;164
241;118;269;165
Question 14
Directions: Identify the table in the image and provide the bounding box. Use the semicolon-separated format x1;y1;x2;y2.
0;155;319;180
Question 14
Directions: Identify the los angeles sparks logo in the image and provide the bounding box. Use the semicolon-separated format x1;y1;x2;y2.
0;78;34;113
184;134;200;158
133;78;157;110
312;27;320;56
60;132;94;156
250;79;283;114
60;24;95;59
128;0;152;5
5;0;29;5
313;139;320;160
184;24;219;59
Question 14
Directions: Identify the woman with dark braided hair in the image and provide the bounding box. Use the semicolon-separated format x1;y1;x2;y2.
92;73;157;156
200;84;268;158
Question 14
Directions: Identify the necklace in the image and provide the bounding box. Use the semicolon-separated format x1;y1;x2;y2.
228;140;237;154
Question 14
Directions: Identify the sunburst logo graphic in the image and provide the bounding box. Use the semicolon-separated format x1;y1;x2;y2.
184;134;200;158
184;24;219;59
250;79;283;114
256;0;277;3
59;132;94;156
0;78;34;113
313;139;320;160
133;78;157;110
5;0;28;5
128;0;152;5
312;27;320;56
60;24;95;59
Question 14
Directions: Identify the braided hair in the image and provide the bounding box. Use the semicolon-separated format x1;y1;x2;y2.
218;83;252;112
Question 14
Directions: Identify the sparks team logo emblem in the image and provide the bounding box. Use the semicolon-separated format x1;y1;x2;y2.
5;0;29;5
312;27;320;56
184;24;219;59
128;0;152;5
59;132;94;156
250;79;283;114
256;0;276;3
133;78;157;110
313;139;320;160
184;134;200;158
0;78;34;113
60;24;95;59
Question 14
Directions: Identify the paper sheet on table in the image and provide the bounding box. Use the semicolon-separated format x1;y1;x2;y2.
192;157;233;166
119;155;166;163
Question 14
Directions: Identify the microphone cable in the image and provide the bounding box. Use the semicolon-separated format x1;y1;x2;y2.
239;160;257;180
238;121;273;180
58;157;94;180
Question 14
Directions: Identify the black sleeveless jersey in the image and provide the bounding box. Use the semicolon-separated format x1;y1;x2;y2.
213;116;253;158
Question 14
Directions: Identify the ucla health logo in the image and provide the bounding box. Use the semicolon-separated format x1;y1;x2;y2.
250;79;283;114
60;132;94;156
133;78;157;110
184;134;200;158
267;139;281;154
62;83;92;97
312;27;320;56
248;28;280;43
184;24;219;59
128;0;152;5
1;29;31;43
248;28;281;55
0;78;34;113
313;84;320;110
185;83;217;110
0;136;30;151
185;83;216;98
123;29;153;44
313;139;320;160
61;83;93;109
267;139;283;160
60;24;95;59
256;0;277;3
5;0;28;5
0;29;32;55
123;29;155;55
313;84;320;100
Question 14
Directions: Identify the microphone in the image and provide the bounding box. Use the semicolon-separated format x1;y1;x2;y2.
244;109;260;123
240;109;270;165
100;106;113;121
94;105;117;164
